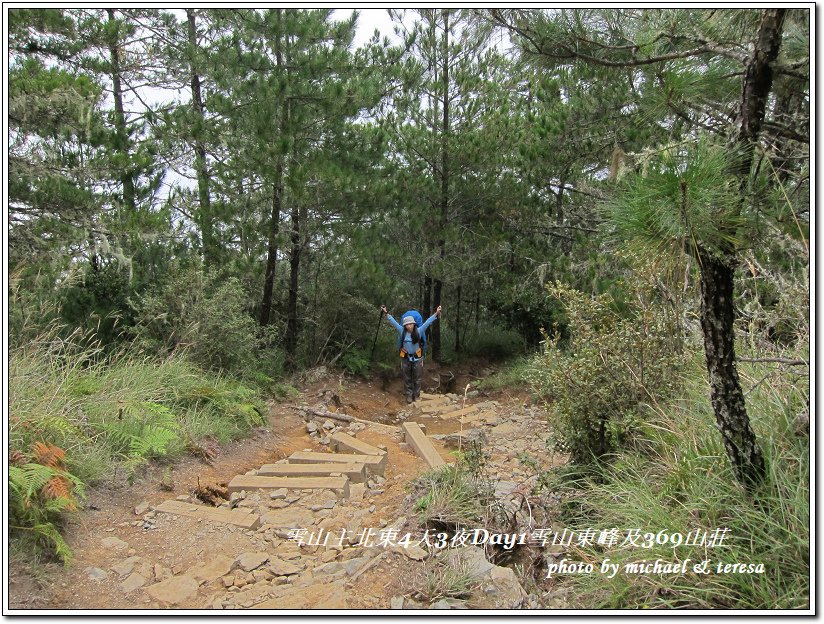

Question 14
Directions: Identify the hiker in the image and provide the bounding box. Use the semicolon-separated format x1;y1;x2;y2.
381;304;442;404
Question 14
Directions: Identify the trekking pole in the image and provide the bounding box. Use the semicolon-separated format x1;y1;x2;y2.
369;306;385;364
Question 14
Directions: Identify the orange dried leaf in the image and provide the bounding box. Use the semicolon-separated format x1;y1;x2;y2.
42;475;72;501
31;441;66;468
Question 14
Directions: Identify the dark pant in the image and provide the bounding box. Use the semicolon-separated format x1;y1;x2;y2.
400;358;424;402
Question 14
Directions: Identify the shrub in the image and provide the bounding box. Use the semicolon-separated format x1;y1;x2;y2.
551;355;809;609
531;280;685;464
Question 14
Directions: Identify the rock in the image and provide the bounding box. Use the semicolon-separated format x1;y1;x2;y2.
261;508;315;529
100;536;129;551
236;552;269;572
368;505;376;513
431;428;487;449
269;488;288;500
431;598;468;609
189;555;237;583
319;550;338;564
390;596;404;609
222;576;234;588
153;563;173;582
442;546;526;608
493;481;519;499
482;564;527;608
111;556;143;577
397;544;428;561
315;582;348;609
323;419;335;430
268;558;302;576
230;492;245;504
85;567;108;581
176;495;192;502
120;573;147;593
145;575;199;606
134;501;150;515
306;422;319;434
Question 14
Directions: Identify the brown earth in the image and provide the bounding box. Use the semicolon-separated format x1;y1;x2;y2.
9;361;565;611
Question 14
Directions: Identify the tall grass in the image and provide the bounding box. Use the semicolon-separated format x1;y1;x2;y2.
9;323;267;562
547;354;810;609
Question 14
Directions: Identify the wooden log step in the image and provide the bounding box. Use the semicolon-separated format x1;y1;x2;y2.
154;500;261;529
227;475;350;499
258;462;366;483
401;422;446;469
437;404;479;420
329;432;385;457
288;451;386;476
419;392;442;400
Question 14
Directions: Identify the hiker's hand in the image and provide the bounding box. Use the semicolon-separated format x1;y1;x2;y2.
381;305;388;314
436;305;442;316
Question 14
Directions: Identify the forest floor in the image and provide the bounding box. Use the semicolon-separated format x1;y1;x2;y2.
9;360;572;611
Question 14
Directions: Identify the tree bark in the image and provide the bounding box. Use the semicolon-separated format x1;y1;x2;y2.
455;283;462;354
259;8;287;327
186;9;214;265
698;247;765;486
432;9;450;363
696;8;785;488
285;202;305;367
106;9;135;211
259;177;283;326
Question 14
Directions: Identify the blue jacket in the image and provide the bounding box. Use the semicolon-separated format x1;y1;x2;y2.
386;313;438;360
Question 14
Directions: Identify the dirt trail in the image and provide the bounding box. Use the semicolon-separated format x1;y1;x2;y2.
10;365;564;611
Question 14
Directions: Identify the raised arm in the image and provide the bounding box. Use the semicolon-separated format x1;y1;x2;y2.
419;305;442;332
382;305;403;332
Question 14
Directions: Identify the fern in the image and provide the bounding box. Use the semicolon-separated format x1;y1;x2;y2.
10;463;57;499
128;424;179;458
30;523;72;565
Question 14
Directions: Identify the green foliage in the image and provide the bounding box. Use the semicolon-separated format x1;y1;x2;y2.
412;465;485;528
475;357;534;392
604;138;747;257
413;559;478;604
9;451;85;565
132;267;284;382
339;347;371;377
553;355;809;609
531;279;685;464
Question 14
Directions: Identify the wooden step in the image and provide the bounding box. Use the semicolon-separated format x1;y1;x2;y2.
438;404;479;420
401;422;446;469
329;432;385;457
288;451;386;476
227;475;350;498
154;500;261;529
258;462;366;483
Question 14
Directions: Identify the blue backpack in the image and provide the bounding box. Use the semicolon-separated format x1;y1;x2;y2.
396;309;426;355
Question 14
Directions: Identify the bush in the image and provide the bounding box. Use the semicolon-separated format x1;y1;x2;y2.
531;280;684;464
9;322;268;562
551;355;809;609
131;267;284;383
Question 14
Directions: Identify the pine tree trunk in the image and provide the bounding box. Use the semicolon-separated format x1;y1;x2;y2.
285;203;304;368
259;9;287;327
697;247;766;486
698;8;785;488
186;9;214;265
455;283;462;354
259;176;282;326
432;9;450;364
106;9;135;211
